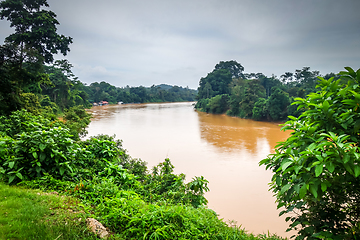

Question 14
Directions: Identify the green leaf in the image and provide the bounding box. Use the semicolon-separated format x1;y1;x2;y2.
8;161;15;169
16;172;23;180
326;162;335;173
322;100;330;112
281;184;291;194
282;161;293;171
354;165;360;177
321;182;327;192
39;143;46;151
36;161;41;167
315;155;323;161
8;175;15;184
299;184;307;198
310;185;318;198
32;152;38;159
315;164;323;177
344;67;356;77
308;143;317;151
59;167;65;176
343;154;350;164
294;165;302;174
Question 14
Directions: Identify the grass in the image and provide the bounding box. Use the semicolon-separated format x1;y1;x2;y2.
0;182;97;240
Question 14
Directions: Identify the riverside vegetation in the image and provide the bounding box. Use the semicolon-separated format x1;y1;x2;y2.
1;0;359;239
0;109;285;240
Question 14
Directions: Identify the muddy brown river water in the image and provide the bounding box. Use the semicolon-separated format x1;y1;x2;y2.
86;102;292;238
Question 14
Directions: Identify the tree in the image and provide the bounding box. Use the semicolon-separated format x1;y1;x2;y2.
260;67;360;239
214;60;245;79
197;69;232;100
0;0;72;64
252;98;268;121
0;0;72;114
238;79;266;118
266;87;290;121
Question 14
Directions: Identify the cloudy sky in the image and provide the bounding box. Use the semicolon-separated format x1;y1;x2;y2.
1;0;360;89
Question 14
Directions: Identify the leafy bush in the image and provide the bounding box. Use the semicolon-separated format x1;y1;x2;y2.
63;105;92;140
260;67;360;239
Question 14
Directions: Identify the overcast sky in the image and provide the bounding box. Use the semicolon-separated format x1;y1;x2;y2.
1;0;360;89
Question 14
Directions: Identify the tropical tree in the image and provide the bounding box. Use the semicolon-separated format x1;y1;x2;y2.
197;69;232;100
0;0;72;114
214;60;245;79
260;67;360;239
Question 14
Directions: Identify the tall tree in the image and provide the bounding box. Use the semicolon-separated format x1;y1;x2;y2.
0;0;72;64
197;69;232;100
214;60;245;79
0;0;72;114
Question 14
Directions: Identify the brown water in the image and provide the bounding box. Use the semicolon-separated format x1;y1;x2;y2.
87;102;292;237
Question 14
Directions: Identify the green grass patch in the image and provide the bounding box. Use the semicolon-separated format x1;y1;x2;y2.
0;182;97;240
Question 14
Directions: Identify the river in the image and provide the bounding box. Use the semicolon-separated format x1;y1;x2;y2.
86;101;292;238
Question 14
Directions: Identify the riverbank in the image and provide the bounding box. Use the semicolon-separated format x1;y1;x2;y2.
0;109;288;239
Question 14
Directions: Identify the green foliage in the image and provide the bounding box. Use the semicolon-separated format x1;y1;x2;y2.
267;87;290;121
260;67;360;239
87;82;197;104
0;0;72;64
207;94;230;114
0;108;286;239
252;98;268;121
0;0;72;115
63;105;92;140
195;62;327;122
197;69;232;100
0;111;77;183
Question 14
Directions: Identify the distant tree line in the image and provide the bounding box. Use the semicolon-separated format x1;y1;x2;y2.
195;60;340;121
85;82;197;104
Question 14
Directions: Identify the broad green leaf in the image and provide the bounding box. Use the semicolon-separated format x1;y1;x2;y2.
326;162;335;173
8;161;15;169
282;160;293;171
308;143;317;151
315;164;323;177
39;143;46;151
8;175;15;184
321;182;327;192
16;172;23;180
59;167;65;176
294;165;302;174
32;152;38;159
343;154;350;164
322;101;330;112
281;184;291;194
315;155;323;162
299;184;307;198
310;185;318;198
354;165;360;177
344;67;356;77
36;161;41;167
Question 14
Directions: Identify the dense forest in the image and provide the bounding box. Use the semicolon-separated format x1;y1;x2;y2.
195;60;339;121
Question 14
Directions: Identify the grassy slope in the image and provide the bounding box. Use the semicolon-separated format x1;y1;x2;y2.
0;182;97;240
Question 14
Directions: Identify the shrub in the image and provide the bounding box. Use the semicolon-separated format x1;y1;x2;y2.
260;67;360;239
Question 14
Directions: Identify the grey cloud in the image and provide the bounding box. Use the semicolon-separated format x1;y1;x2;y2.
1;0;359;88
